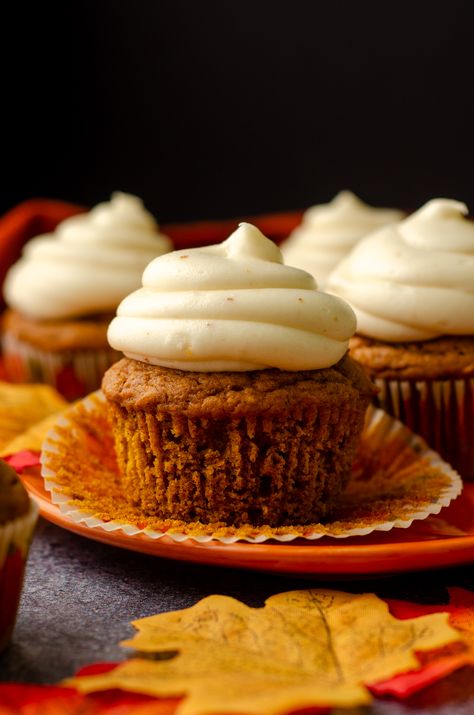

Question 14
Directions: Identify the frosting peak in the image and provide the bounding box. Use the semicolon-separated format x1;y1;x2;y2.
4;193;172;320
281;191;404;287
327;198;474;342
222;223;283;261
90;192;157;229
108;223;356;372
56;192;162;249
304;190;387;224
413;198;468;220
399;199;473;252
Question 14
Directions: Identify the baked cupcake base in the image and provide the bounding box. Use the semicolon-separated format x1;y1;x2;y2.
101;357;374;527
350;336;474;481
1;310;122;400
40;392;462;542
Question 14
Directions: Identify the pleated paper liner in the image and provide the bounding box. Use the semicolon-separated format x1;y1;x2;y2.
1;331;121;401
375;376;474;482
39;392;462;544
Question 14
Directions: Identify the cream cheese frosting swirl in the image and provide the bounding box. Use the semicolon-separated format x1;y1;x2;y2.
327;199;474;342
4;192;172;320
281;190;404;286
108;223;356;371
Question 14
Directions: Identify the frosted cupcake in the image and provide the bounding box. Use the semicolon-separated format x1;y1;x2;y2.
327;199;474;480
102;223;374;527
1;193;172;399
0;459;38;651
281;190;404;287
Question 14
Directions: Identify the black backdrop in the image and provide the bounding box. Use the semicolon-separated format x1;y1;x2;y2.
3;0;474;222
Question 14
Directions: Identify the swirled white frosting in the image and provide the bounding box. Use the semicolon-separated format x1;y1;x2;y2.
281;191;404;287
108;222;357;371
327;199;474;342
4;192;172;320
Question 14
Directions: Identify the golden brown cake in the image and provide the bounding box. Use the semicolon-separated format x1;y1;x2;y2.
1;309;122;401
102;355;373;526
102;223;374;527
2;308;113;352
350;335;474;381
348;335;474;480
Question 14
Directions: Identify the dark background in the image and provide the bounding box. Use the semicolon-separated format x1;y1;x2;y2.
3;0;474;223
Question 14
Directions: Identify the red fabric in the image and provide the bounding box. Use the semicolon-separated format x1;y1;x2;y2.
0;664;179;714
370;657;468;699
3;451;41;472
0;663;329;714
0;682;179;714
164;210;302;250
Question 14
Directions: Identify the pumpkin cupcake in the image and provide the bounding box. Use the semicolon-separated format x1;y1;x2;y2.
102;223;374;527
281;190;404;287
327;198;474;480
0;459;38;651
1;192;172;399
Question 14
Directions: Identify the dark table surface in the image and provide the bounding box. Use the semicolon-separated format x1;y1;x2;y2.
1;517;474;714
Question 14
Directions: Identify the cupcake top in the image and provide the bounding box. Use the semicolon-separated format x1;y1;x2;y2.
281;190;404;286
327;199;474;342
3;192;172;321
0;460;30;525
107;222;356;372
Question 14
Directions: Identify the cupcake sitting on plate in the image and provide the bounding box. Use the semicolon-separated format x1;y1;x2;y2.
0;459;38;652
102;223;374;528
281;190;404;287
1;192;172;400
327;198;474;480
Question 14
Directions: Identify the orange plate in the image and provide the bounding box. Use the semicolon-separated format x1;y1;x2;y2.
22;468;474;577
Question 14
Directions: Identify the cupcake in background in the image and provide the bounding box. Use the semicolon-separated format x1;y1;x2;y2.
0;459;38;652
102;223;374;528
1;192;172;400
327;198;474;480
281;190;404;287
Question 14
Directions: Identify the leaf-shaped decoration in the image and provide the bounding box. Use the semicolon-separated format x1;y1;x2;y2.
67;589;460;715
0;681;178;715
0;381;67;455
387;586;474;662
373;586;474;697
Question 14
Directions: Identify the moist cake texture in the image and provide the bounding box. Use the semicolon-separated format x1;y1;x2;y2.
102;355;373;526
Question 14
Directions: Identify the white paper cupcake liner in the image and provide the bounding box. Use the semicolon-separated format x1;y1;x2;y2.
39;392;463;544
375;376;474;481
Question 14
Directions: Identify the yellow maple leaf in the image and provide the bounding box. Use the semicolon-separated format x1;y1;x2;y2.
0;381;67;455
0;410;68;456
67;589;460;715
